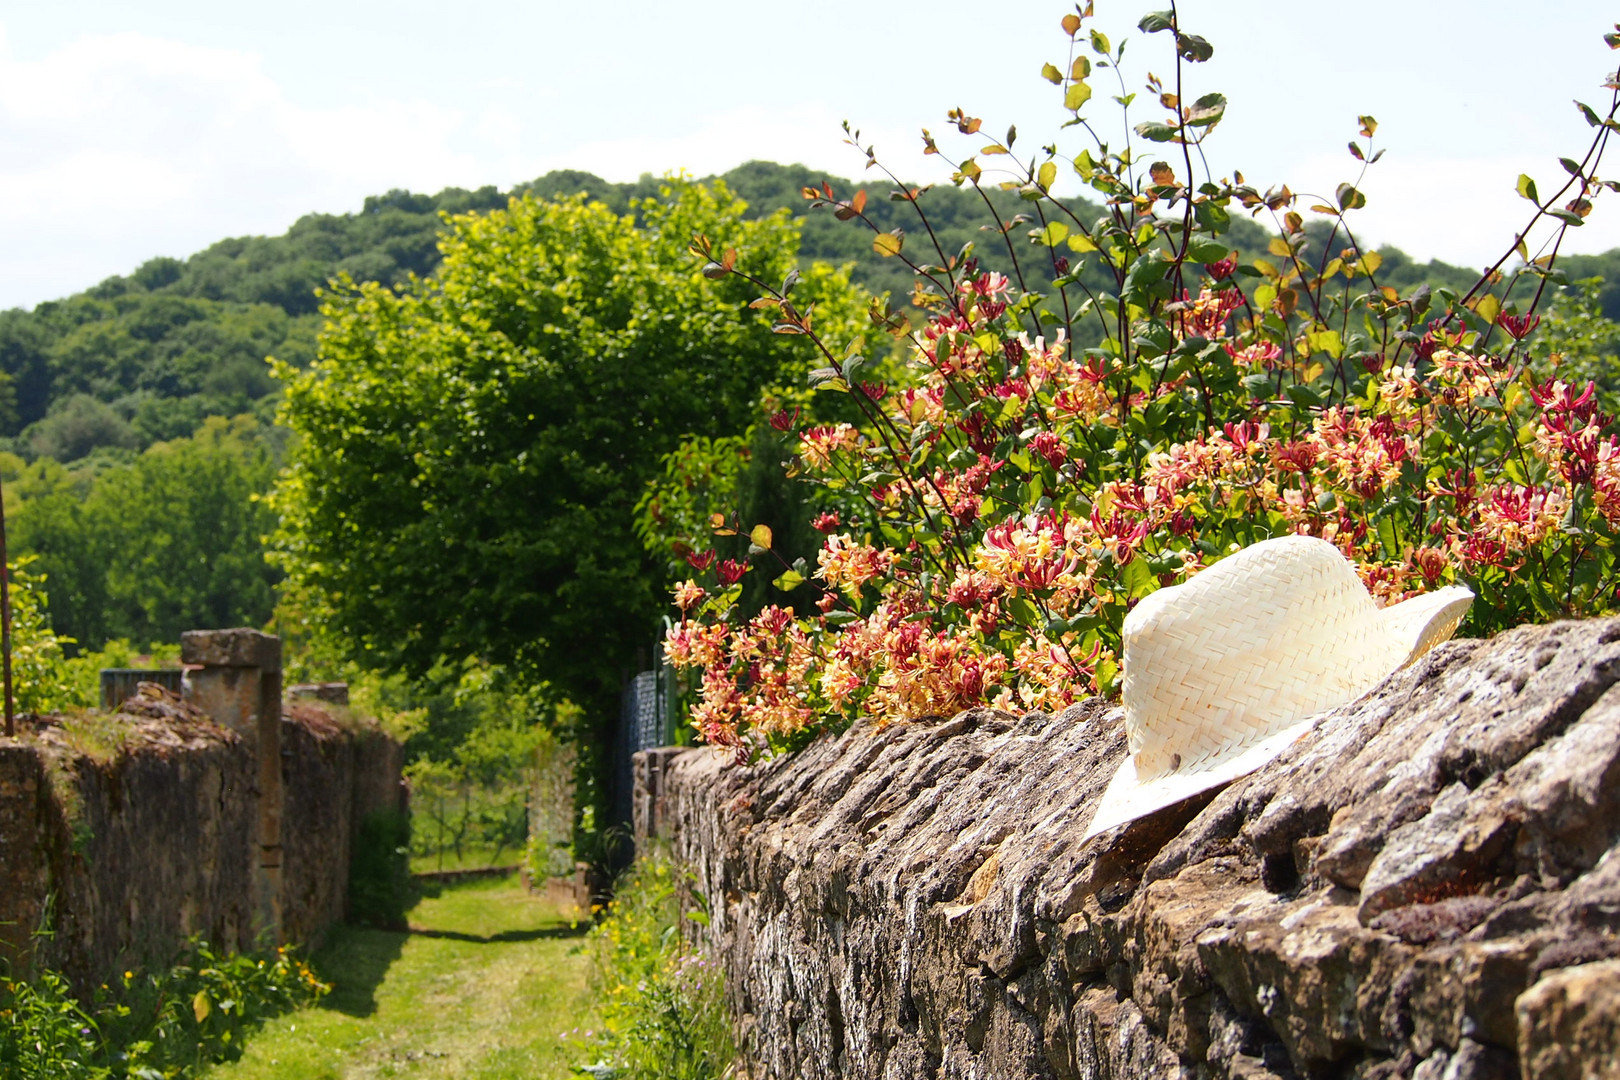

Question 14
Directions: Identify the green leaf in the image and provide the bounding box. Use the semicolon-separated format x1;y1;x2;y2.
1006;597;1041;625
1134;121;1179;143
873;231;904;257
1335;183;1367;210
1042;62;1063;84
1090;29;1111;54
1186;239;1231;262
1194;200;1230;234
1284;384;1324;408
1548;208;1588;227
1183;93;1226;127
1176;34;1213;62
1306;327;1343;359
772;569;805;592
1138;10;1175;33
1034;221;1070;247
1516;174;1540;204
824;610;860;626
1037;161;1057;190
1064;81;1093;111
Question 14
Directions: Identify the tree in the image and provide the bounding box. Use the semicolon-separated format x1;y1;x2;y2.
269;179;864;740
9;415;280;648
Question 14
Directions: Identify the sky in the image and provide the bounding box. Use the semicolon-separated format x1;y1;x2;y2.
2;1;1618;311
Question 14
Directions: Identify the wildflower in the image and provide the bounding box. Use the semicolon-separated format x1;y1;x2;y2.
769;407;800;432
817;534;893;591
799;423;861;470
1203;255;1237;281
673;580;706;612
1175;285;1245;340
1224;340;1283;368
687;550;716;572
1497;311;1541;341
717;559;748;586
1029;430;1067;469
811;511;841;533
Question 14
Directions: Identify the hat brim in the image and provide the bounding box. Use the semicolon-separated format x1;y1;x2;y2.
1082;712;1318;841
1381;585;1475;664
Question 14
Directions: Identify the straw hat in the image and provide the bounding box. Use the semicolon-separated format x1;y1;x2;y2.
1082;535;1473;839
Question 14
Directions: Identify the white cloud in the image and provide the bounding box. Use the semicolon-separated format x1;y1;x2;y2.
0;31;499;309
1282;151;1620;271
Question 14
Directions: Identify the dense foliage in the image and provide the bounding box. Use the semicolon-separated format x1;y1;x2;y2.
6;415;281;651
269;179;865;749
653;6;1620;757
0;151;1528;673
0;941;326;1079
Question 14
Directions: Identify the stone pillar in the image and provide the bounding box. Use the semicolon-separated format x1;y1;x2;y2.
181;629;283;942
632;746;687;848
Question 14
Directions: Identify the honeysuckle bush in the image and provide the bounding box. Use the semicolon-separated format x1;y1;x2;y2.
648;3;1620;759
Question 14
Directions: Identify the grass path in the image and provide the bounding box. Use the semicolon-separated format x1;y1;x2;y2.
206;874;594;1079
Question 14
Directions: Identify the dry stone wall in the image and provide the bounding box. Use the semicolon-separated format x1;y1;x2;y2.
0;684;404;990
646;618;1620;1079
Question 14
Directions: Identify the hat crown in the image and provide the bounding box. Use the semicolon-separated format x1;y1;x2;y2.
1121;535;1404;780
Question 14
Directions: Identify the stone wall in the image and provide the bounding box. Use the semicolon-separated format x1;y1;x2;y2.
278;702;408;946
644;618;1620;1079
0;683;405;990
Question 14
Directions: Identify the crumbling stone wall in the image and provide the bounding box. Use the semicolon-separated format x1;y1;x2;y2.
0;684;404;991
278;703;408;945
0;689;257;987
646;618;1620;1079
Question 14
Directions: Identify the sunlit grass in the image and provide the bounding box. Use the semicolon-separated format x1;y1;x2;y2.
407;845;519;877
204;873;594;1079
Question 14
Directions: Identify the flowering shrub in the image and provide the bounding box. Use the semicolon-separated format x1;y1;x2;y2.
661;5;1620;758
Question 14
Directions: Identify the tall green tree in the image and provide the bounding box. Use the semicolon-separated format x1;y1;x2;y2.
269;180;863;738
9;415;280;648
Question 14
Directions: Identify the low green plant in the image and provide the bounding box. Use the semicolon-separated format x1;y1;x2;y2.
0;965;102;1079
0;939;327;1079
576;853;732;1080
348;808;412;929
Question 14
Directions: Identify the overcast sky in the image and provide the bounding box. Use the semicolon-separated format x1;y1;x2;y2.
3;1;1618;311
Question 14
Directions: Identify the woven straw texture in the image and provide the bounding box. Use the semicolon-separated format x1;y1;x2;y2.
1119;535;1469;782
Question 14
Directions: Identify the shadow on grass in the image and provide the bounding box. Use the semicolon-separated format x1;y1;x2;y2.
312;924;408;1019
311;873;584;1019
403;924;587;945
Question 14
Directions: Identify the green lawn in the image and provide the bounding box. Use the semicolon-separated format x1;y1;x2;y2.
408;845;520;876
206;874;594;1079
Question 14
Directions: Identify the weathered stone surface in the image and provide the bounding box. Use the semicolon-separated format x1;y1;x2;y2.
1516;958;1620;1079
180;627;282;670
649;618;1620;1078
0;683;404;990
